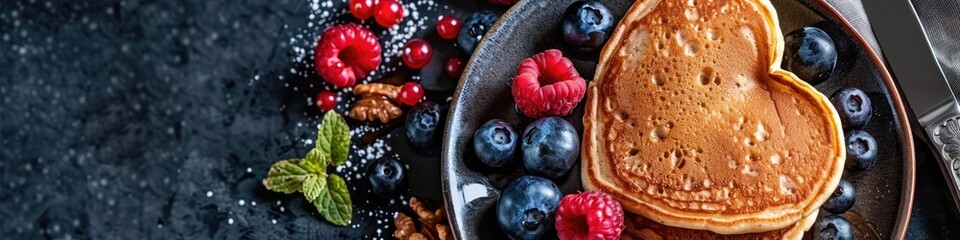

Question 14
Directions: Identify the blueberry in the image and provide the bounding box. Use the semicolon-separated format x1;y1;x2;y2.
497;176;562;240
366;157;408;197
474;119;519;167
845;130;878;171
561;0;614;49
813;215;854;240
822;179;856;214
522;117;580;179
458;11;499;55
784;27;837;85
830;87;872;129
406;101;445;155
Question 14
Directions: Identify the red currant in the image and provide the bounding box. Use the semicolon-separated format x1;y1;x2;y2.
316;91;337;111
436;15;461;40
402;39;433;70
445;57;464;78
374;0;404;28
349;0;377;20
398;82;424;106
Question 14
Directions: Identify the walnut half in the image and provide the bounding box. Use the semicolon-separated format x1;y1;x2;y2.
354;83;400;99
410;197;445;225
349;83;403;123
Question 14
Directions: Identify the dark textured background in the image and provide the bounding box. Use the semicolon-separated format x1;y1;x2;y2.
0;0;955;239
0;0;484;239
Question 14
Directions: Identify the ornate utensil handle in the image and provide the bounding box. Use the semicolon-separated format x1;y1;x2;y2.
924;101;960;211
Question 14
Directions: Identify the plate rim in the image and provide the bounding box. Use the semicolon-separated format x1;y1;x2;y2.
441;0;916;238
806;0;916;238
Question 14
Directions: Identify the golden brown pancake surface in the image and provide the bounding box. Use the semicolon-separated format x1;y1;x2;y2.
582;0;844;234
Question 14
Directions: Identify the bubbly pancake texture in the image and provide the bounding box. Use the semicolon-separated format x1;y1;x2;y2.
621;210;817;240
582;0;845;234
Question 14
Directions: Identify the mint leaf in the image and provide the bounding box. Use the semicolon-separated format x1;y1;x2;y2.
316;111;351;166
314;174;352;226
263;111;355;227
301;172;327;201
303;148;325;172
262;159;312;194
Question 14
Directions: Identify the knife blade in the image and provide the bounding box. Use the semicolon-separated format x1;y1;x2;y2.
864;0;960;210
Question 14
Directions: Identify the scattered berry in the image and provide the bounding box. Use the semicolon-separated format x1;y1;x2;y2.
488;0;519;6
436;15;462;40
512;49;586;118
555;191;625;240
366;157;408;197
813;215;854;240
497;176;562;240
398;82;425;106
473;119;518;168
830;87;872;129
402;39;433;70
822;179;856;214
315;91;337;112
522;117;580;179
562;0;615;49
445;57;465;78
846;130;878;171
784;27;837;85
458;11;499;55
349;0;377;20
406;101;444;155
374;0;404;28
315;24;382;88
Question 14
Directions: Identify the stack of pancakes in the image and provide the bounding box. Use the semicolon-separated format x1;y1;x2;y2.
582;0;845;239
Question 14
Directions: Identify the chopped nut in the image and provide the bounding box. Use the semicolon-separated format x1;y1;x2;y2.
354;83;400;99
410;197;445;225
420;224;439;240
417;218;451;240
394;212;418;240
408;233;427;240
394;198;452;240
349;96;403;123
436;224;451;240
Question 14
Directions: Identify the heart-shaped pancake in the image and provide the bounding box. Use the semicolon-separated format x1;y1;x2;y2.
582;0;845;234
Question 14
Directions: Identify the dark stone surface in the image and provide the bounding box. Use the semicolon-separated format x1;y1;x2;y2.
0;0;491;239
0;0;956;239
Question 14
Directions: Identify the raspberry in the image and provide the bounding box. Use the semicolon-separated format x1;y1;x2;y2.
511;49;586;118
555;191;625;240
314;23;382;88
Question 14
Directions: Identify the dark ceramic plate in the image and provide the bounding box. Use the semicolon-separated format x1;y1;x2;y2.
442;0;915;239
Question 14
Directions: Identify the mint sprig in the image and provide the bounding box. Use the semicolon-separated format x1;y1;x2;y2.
262;111;353;226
